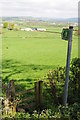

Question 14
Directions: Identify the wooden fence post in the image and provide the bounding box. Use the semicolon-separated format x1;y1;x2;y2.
35;82;39;108
35;80;43;109
39;80;43;109
10;80;16;115
4;83;9;115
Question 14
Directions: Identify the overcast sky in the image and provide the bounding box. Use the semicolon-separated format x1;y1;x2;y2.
0;0;79;18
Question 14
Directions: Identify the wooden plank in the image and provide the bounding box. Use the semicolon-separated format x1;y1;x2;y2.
17;96;34;104
18;103;35;109
16;88;34;96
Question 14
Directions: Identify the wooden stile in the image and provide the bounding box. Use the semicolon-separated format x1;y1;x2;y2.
4;80;44;114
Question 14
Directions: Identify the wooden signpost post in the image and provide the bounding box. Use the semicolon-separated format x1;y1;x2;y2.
63;26;73;112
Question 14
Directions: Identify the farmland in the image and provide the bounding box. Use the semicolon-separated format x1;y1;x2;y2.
2;24;78;90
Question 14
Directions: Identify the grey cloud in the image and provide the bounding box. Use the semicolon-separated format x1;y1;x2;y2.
0;0;78;18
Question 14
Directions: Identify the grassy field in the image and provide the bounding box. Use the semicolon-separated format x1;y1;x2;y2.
2;25;78;90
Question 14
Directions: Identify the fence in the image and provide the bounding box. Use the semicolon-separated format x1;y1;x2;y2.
2;80;43;115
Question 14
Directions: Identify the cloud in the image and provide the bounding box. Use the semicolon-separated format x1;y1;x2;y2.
0;0;79;18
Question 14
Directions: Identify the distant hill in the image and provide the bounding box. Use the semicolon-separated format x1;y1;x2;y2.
1;16;78;23
37;17;78;23
64;18;78;23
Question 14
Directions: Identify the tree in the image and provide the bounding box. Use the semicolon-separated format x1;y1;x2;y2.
3;22;8;28
9;23;14;30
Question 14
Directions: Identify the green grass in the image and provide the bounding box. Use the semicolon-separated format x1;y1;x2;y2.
2;26;78;90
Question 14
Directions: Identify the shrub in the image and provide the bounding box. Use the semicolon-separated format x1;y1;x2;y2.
3;22;8;28
68;58;80;103
44;66;65;105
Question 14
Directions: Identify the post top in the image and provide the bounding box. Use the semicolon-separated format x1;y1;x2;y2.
69;26;73;29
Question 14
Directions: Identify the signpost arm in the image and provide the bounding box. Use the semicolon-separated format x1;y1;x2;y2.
63;26;73;111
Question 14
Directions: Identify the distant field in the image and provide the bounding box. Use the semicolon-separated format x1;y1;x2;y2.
2;26;78;90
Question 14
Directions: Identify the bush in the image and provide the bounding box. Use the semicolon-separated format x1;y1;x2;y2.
3;22;8;28
68;58;80;103
8;23;15;30
69;103;80;120
75;29;80;36
44;58;80;105
44;66;65;105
